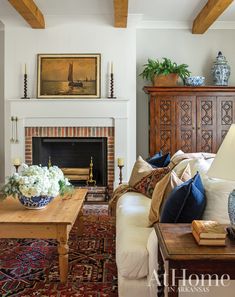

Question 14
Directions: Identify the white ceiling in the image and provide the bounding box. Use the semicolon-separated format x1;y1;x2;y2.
0;0;235;25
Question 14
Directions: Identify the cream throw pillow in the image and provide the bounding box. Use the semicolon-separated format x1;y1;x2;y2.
129;156;153;187
169;151;215;170
148;164;191;226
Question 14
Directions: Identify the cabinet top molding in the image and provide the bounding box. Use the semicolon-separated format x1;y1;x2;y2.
143;86;235;94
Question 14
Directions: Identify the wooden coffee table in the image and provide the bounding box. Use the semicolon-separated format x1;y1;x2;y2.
0;188;87;283
155;223;235;297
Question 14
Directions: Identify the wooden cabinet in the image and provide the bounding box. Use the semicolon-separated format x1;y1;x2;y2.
144;86;235;155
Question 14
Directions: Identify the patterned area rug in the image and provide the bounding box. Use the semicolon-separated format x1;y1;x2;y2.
0;205;118;297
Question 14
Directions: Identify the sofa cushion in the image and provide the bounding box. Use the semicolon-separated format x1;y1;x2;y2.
160;173;206;223
129;156;153;187
116;192;152;279
173;157;214;181
148;164;191;226
134;167;170;198
147;152;170;168
203;177;235;223
169;151;215;170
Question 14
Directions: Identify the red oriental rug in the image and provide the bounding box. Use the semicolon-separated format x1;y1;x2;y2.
0;205;117;297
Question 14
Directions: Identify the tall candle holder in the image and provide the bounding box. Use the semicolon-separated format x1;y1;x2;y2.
14;164;20;173
108;73;116;99
21;74;30;99
13;158;21;173
118;165;124;185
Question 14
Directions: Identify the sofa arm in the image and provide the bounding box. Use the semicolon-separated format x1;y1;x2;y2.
147;229;158;297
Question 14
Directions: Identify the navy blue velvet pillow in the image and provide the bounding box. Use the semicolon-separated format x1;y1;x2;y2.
160;173;206;223
147;151;170;168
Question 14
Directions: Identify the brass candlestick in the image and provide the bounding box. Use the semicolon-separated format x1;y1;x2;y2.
14;164;20;173
118;165;124;185
86;156;96;186
48;156;52;168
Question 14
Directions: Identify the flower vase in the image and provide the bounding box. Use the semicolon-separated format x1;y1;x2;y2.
18;195;54;209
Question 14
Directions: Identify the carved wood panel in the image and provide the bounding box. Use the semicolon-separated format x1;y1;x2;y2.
176;97;196;153
159;100;173;125
196;97;217;153
155;97;176;155
159;130;172;154
217;97;235;150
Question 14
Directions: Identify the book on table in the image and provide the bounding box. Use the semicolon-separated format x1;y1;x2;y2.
191;220;227;246
192;229;226;246
192;220;227;239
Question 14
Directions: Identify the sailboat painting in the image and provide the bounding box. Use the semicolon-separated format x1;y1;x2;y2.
37;54;101;98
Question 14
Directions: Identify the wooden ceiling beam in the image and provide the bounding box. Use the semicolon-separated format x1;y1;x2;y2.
192;0;233;34
114;0;128;28
8;0;45;29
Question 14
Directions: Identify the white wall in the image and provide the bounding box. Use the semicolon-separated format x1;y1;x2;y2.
3;15;137;177
137;29;235;157
0;22;4;183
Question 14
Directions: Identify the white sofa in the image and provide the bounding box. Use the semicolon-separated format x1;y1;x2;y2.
116;157;235;297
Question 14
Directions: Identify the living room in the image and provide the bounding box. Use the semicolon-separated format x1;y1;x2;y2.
1;0;235;296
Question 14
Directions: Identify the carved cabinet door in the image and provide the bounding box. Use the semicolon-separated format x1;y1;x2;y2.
152;96;176;155
217;97;235;151
175;96;197;153
196;97;217;153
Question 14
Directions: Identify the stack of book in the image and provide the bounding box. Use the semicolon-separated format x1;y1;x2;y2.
192;220;227;246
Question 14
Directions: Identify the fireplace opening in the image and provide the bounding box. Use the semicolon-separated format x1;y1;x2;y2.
32;137;107;186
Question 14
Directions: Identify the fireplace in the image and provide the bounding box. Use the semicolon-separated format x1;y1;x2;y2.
25;127;115;200
32;137;107;186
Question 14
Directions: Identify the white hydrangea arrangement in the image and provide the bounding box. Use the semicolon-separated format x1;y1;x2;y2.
1;164;73;199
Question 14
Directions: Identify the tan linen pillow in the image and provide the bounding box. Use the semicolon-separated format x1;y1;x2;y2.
133;166;170;198
129;156;153;187
148;164;191;226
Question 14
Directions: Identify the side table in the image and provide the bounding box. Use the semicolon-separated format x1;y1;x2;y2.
154;223;235;297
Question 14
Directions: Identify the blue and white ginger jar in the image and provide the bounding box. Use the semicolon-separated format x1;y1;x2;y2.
212;51;230;86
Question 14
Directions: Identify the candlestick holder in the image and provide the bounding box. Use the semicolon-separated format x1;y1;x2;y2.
108;73;116;99
21;74;30;99
87;156;96;186
118;165;124;185
14;164;20;173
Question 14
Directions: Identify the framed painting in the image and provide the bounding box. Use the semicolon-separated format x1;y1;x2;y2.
37;54;101;99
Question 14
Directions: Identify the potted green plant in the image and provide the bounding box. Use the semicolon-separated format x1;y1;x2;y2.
140;57;191;86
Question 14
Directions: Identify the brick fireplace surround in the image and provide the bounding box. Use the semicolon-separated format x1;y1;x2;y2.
25;126;114;196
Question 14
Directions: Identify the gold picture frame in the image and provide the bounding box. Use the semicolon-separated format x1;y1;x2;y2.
37;54;101;99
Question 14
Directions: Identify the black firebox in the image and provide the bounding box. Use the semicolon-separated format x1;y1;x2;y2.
32;137;107;186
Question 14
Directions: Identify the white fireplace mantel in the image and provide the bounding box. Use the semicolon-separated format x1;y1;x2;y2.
5;98;132;186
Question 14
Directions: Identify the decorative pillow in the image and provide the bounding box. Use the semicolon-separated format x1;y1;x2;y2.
189;158;214;178
169;151;215;170
147;152;170;168
129;156;154;187
148;164;191;226
203;177;235;223
173;157;215;181
133;167;170;198
160;172;206;223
